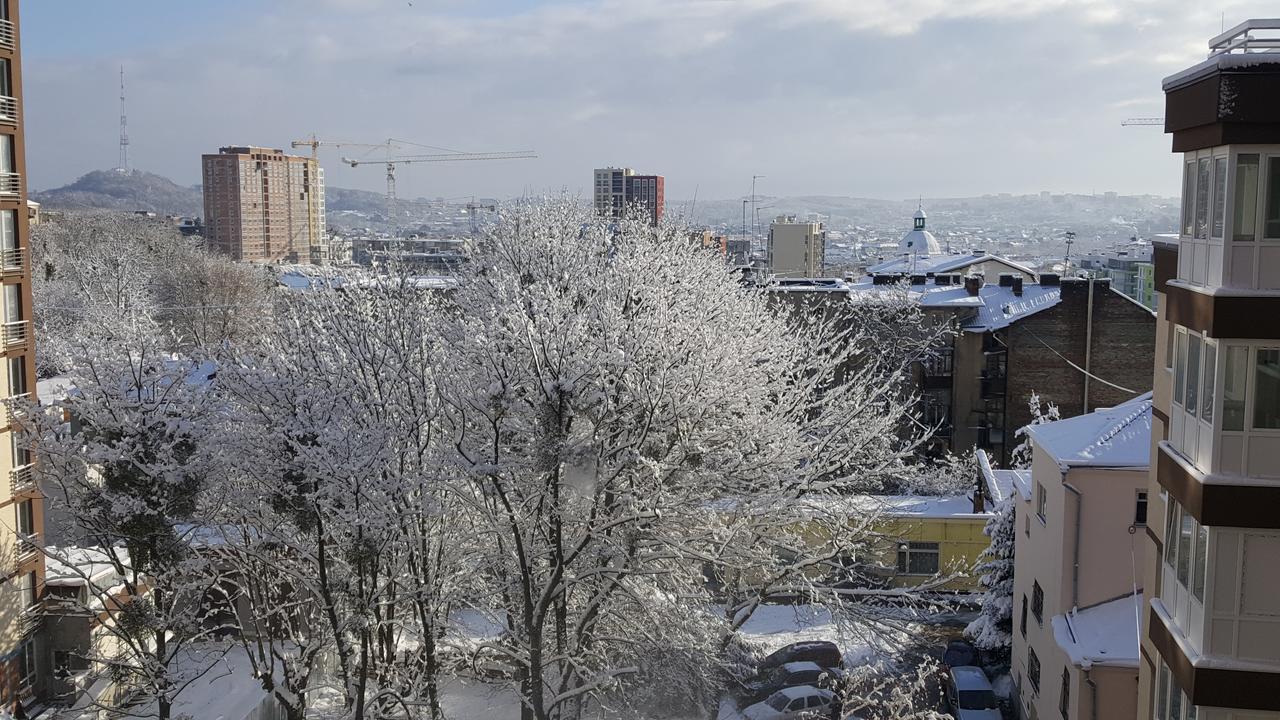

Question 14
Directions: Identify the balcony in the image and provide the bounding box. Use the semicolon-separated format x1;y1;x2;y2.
2;319;26;348
0;20;13;51
0;246;23;275
5;391;27;427
0;95;16;126
0;172;20;197
10;463;33;495
16;531;39;560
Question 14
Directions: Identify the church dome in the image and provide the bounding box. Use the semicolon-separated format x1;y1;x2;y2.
900;207;941;256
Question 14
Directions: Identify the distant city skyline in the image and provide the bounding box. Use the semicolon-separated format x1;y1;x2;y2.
21;0;1276;201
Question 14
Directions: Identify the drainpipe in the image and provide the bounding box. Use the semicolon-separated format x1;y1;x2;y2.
1064;479;1082;608
1083;663;1098;720
1083;277;1095;413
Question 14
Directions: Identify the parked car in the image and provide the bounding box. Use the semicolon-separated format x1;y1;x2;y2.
739;661;844;708
757;641;843;674
942;639;978;670
742;686;839;720
945;666;1001;720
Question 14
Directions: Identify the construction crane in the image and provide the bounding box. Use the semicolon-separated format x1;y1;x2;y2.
290;136;394;257
342;149;537;203
1120;117;1164;126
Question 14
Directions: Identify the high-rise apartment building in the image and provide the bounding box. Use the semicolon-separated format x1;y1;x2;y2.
1137;19;1280;720
201;146;326;263
767;215;825;278
0;0;42;710
592;167;664;225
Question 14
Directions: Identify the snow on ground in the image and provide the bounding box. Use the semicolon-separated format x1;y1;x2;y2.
128;645;271;720
736;603;902;668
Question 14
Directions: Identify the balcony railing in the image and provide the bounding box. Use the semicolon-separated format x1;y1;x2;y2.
10;463;33;495
0;246;25;274
0;95;16;126
2;319;26;347
0;172;20;197
0;20;13;51
16;532;39;560
5;392;27;427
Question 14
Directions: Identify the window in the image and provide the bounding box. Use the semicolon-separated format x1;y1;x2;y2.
1192;523;1208;602
1059;668;1071;720
1254;349;1280;429
1185;334;1201;418
16;497;31;535
1182;161;1195;236
1212;157;1227;238
1234;154;1260;241
1037;483;1047;522
1195;158;1210;239
1028;647;1041;692
1267;157;1280;239
1174;332;1187;406
1021;595;1028;637
1032;581;1044;623
18;638;35;692
1202;342;1216;423
1177;508;1193;586
1135;491;1148;526
1224;346;1248;431
896;541;940;575
1156;662;1170;720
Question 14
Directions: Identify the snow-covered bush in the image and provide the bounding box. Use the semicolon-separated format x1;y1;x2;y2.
1009;391;1060;469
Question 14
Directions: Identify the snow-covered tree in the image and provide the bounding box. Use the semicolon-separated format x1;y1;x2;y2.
964;496;1016;661
26;313;228;719
433;199;948;720
1009;391;1060;468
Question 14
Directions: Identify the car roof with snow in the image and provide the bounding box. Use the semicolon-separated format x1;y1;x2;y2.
950;666;991;689
777;685;833;700
779;661;824;673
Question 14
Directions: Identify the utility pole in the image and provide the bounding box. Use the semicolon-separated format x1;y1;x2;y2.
751;174;765;241
118;66;129;172
1063;230;1077;274
741;199;749;249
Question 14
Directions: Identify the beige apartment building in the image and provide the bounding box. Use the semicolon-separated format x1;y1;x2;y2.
1136;20;1280;720
0;0;41;710
201;146;326;263
1010;394;1150;720
767;215;825;278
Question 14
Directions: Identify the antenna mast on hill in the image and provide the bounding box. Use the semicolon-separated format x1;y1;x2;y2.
118;66;130;172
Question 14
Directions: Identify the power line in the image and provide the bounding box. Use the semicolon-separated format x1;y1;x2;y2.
1014;324;1141;395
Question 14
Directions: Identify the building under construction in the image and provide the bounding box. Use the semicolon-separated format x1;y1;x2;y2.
201;146;326;263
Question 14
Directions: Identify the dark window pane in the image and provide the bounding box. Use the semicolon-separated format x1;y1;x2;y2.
1213;157;1227;237
1196;158;1210;238
1254;348;1280;429
1266;157;1280;238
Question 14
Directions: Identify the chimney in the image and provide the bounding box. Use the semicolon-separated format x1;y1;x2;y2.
872;274;893;286
965;275;983;296
998;274;1015;287
1012;277;1024;296
973;470;986;514
935;274;950;285
1040;273;1060;286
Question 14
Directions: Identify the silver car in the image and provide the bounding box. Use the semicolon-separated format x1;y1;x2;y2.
946;666;1001;720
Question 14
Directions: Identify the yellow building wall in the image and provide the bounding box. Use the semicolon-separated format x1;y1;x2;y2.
875;515;991;591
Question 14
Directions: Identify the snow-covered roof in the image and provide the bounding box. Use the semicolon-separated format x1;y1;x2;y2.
977;449;1029;503
899;229;941;256
1026;393;1153;469
1052;593;1142;669
865;494;988;519
865;252;1037;278
45;546;130;587
36;375;74;405
848;278;1061;332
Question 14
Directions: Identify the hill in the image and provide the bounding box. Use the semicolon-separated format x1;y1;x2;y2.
33;169;204;217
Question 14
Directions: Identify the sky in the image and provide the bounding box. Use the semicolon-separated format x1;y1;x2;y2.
18;0;1277;202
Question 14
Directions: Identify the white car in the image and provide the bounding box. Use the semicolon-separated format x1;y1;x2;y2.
742;685;837;720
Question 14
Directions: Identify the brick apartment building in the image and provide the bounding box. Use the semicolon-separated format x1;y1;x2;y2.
0;0;43;710
201;146;326;263
771;267;1156;466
